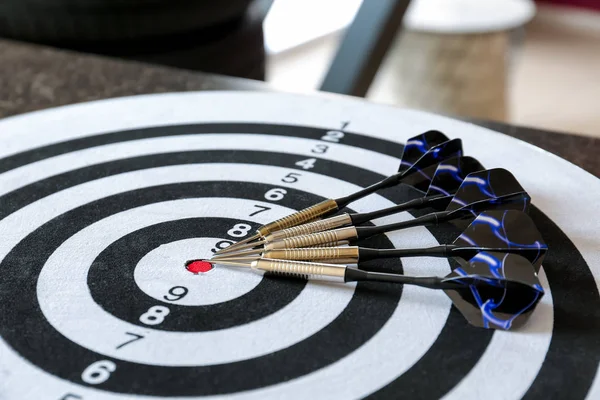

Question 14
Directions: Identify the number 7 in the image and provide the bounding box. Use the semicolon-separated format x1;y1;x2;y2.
116;332;144;349
249;205;271;216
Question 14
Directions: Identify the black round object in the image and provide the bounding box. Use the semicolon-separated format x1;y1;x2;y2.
0;0;254;42
0;0;266;79
126;8;266;80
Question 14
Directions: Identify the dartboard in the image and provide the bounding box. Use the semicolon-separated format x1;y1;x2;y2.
0;92;598;400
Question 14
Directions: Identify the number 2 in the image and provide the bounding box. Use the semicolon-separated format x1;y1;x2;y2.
321;130;344;142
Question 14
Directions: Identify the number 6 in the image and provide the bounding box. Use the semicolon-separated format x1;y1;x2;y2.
82;360;116;385
264;188;287;201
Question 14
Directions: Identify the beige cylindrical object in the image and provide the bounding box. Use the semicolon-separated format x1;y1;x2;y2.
386;30;509;121
263;247;360;263
264;227;358;250
265;214;353;242
257;199;338;236
252;259;346;282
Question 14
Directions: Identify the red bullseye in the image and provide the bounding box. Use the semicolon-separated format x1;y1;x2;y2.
186;260;213;274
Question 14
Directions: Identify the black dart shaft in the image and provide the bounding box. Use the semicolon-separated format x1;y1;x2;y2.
344;268;463;289
232;193;527;253
257;194;449;246
216;137;463;254
217;245;457;264
215;258;467;290
223;158;489;254
348;194;448;225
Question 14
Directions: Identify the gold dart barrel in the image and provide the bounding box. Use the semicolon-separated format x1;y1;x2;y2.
264;227;358;250
264;214;353;242
215;199;339;255
263;247;359;263
211;240;351;260
251;259;346;282
256;199;339;236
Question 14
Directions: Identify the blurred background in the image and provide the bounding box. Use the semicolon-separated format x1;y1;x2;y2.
1;0;598;136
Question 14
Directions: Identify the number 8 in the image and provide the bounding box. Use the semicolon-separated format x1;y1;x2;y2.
227;224;252;237
139;305;170;325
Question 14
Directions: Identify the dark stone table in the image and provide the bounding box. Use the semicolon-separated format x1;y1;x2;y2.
2;39;599;178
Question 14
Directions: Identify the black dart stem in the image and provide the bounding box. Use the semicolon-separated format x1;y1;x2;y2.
358;245;454;261
344;269;461;289
349;195;446;225
354;212;443;239
335;174;401;208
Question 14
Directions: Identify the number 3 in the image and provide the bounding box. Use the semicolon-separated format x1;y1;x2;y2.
81;360;116;385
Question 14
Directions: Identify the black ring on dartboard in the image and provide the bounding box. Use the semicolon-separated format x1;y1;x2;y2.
89;209;382;332
88;216;308;332
0;123;597;398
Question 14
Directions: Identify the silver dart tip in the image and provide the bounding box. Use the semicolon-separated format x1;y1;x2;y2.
214;233;263;255
211;247;263;260
211;259;255;268
214;239;265;255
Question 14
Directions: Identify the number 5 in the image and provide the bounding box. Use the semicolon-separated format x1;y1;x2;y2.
281;173;301;183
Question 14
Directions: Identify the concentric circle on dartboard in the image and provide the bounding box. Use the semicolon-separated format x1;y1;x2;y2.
134;237;260;306
0;91;598;400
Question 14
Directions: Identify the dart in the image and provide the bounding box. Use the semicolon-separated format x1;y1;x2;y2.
218;156;484;253
212;169;530;258
211;210;548;272
212;252;544;330
216;131;462;254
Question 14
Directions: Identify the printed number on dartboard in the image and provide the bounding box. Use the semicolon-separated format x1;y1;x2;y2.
296;129;345;170
210;221;255;253
139;305;170;325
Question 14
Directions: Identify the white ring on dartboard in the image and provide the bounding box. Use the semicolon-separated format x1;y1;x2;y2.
0;134;397;199
134;237;263;306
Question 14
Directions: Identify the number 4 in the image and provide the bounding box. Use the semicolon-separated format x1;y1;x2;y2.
295;158;316;170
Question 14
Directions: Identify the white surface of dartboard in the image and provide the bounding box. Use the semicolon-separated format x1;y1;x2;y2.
0;91;598;400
